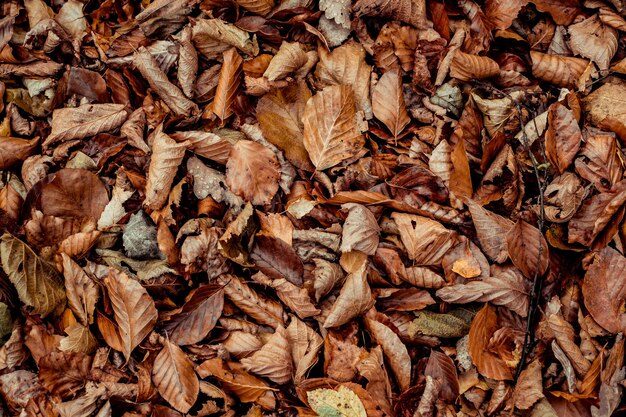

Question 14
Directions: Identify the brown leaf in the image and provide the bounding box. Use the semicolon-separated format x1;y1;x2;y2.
236;0;275;16
312;258;345;301
437;266;530;317
372;69;410;138
569;180;626;247
196;358;276;408
582;246;626;334
357;347;393;415
353;0;429;29
450;51;500;81
190;18;259;59
217;274;285;328
241;326;293;384
574;128;622;192
171;130;233;165
365;317;411;392
484;0;528;30
465;200;514;263
264;42;308;81
511;359;544;410
568;15;617;71
164;284;224;345
323;260;375;328
144;127;188;211
583;81;626;144
0;136;39;170
316;42;373;120
529;0;581;25
303;85;365;171
152;340;199;413
506;220;549;279
134;47;198;117
226;140;280;206
39;351;92;399
324;324;368;382
104;269;158;361
211;48;243;122
176;26;198;99
391;212;456;265
286;317;324;383
468;304;513;380
340;204;380;255
459;0;494;54
530;51;590;89
61;254;98;326
0;233;65;317
43;103;127;147
39;168;109;221
425;350;459;402
252;272;320;319
251;235;303;285
545;102;582;174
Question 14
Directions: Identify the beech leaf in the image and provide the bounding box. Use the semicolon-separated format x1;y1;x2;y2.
152;340;199;413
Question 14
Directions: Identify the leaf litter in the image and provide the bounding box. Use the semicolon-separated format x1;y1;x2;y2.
1;0;626;416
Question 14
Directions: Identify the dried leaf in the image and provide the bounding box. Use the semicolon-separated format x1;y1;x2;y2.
211;48;243;122
226;140;280;205
61;254;97;326
468;304;513;380
372;69;410;138
152;340;199;413
583;246;626;334
144;127;188;211
286;317;323;383
241;326;293;384
340;204;380;255
506;220;549;279
324;260;375;328
512;359;544;410
164;284;224;345
391;212;456;265
303;85;365;170
43;103;127;147
0;233;65;317
546;102;582;174
568;15;617;71
353;0;429;29
0;136;39;170
104;269;158;361
450;51;500;81
437;266;530;317
366;317;411;392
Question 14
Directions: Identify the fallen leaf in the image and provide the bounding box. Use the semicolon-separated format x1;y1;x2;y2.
43;103;127;147
104;269;158;361
468;304;513;380
391;212;456;265
568;15;617;71
506;219;549;279
307;385;367;417
511;359;544;410
324;260;375;328
211;48;243;122
366;317;411;392
582;246;626;334
303;85;365;171
226;140;280;205
0;233;65;317
545;102;581;174
353;0;429;29
372;69;410;138
152;340;199;413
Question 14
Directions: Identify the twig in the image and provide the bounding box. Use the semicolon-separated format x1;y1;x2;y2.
475;84;547;382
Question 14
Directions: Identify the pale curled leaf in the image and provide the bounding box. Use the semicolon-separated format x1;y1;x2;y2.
263;42;308;81
340;204;380;255
323;260;374;328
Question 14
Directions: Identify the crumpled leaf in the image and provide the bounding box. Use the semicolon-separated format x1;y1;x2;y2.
365;316;411;392
437;266;530;317
324;260;374;328
391;212;456;265
303;85;365;171
286;317;323;383
264;42;308;81
0;233;65;317
468;304;512;380
568;15;617;71
241;326;293;384
226;140;280;205
340;204;380;255
511;359;544;410
353;0;429;29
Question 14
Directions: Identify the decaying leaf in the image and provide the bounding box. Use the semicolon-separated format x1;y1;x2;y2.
303;85;365;171
0;233;65;317
226;140;280;206
372;69;410;138
104;269;158;361
152;340;199;413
